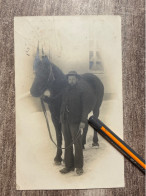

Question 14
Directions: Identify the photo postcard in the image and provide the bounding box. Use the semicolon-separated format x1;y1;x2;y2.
15;16;124;190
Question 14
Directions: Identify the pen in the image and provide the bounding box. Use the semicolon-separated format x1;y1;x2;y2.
88;115;146;173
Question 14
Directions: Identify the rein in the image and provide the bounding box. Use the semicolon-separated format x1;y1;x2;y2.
40;63;82;150
40;97;82;150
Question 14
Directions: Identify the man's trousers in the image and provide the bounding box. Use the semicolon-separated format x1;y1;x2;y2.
62;121;83;169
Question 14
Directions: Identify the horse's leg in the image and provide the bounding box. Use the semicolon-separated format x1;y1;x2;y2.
92;83;104;147
48;101;63;164
82;121;88;149
92;108;99;147
51;115;62;164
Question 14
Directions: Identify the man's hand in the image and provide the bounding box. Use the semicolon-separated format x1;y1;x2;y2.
79;122;85;129
44;90;50;97
80;128;83;135
41;95;50;103
41;90;51;104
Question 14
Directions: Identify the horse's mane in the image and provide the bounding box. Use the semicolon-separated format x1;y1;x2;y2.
48;62;67;96
51;63;66;81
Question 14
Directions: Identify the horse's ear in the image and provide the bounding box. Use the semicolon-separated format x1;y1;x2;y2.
42;48;45;57
33;42;42;72
42;54;51;70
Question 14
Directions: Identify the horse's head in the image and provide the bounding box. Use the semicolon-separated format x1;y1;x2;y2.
30;47;55;97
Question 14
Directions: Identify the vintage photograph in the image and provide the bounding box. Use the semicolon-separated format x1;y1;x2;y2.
15;16;124;190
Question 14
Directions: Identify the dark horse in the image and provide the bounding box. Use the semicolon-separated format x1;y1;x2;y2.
30;48;104;165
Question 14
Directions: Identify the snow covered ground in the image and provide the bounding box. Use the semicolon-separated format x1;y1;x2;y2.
16;96;124;190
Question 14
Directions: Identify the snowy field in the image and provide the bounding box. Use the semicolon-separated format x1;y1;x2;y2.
16;96;124;190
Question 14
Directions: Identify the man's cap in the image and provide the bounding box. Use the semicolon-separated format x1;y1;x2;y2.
66;71;79;77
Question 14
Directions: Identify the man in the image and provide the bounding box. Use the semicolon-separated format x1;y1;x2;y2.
60;71;90;175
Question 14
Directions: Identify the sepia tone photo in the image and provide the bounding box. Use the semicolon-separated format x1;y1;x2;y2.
15;16;124;190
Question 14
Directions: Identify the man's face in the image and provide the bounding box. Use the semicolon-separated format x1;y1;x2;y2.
68;75;78;86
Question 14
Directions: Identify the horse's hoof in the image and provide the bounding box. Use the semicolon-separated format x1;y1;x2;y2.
76;168;84;176
54;161;61;165
92;142;99;149
54;157;62;165
54;160;62;165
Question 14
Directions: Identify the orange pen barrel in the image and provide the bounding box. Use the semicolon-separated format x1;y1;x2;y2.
88;115;146;173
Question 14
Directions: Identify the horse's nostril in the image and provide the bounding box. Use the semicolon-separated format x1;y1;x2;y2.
30;85;46;97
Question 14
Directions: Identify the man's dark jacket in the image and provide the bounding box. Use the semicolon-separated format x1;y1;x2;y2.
60;78;95;124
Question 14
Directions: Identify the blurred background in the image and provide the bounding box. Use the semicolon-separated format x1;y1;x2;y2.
15;16;122;102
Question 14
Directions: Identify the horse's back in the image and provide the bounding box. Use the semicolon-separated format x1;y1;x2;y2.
81;73;104;95
79;73;104;110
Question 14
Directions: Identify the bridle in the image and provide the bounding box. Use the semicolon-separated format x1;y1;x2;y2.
47;63;55;83
38;62;55;95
